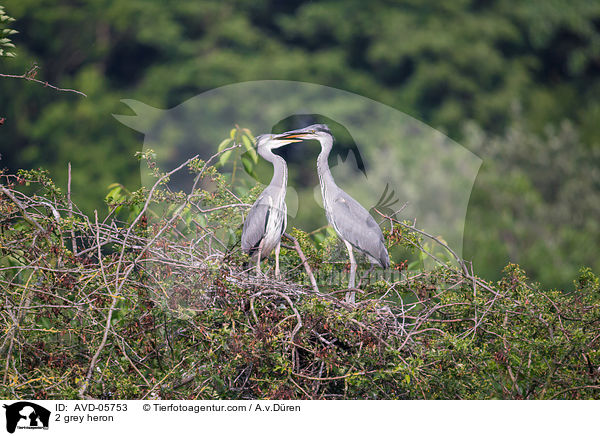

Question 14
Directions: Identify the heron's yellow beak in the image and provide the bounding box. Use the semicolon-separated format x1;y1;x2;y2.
271;138;303;146
281;133;308;139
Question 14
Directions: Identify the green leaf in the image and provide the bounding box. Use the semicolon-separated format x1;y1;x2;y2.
219;150;233;166
242;135;258;164
105;184;124;203
217;138;234;166
217;138;232;152
241;152;258;180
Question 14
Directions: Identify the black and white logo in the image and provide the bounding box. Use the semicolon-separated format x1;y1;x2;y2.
3;402;50;434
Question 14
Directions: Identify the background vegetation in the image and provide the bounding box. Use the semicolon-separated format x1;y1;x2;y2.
1;0;599;289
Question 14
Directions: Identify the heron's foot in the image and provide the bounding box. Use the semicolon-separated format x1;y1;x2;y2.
345;290;356;304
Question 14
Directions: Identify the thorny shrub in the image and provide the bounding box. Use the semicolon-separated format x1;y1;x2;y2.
0;155;599;400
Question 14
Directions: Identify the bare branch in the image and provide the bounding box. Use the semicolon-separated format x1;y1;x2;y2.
0;64;87;97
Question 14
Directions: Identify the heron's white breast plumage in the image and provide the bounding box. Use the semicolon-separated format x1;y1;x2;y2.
262;194;287;256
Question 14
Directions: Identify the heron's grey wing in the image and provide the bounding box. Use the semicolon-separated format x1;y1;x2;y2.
329;191;390;268
241;195;269;255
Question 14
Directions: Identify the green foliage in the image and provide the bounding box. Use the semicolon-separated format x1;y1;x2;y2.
464;118;600;289
1;168;599;399
1;1;599;294
217;126;257;169
0;5;16;57
401;264;600;399
2;3;599;400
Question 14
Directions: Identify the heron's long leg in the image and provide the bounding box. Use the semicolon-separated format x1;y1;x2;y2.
344;240;357;303
274;242;281;279
256;244;262;275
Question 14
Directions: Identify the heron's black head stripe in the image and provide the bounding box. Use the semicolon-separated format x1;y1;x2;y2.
310;124;332;135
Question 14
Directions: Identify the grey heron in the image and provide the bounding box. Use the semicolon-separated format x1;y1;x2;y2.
241;132;302;277
281;124;390;302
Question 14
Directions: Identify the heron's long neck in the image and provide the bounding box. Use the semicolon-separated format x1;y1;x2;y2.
261;149;288;194
317;135;337;195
